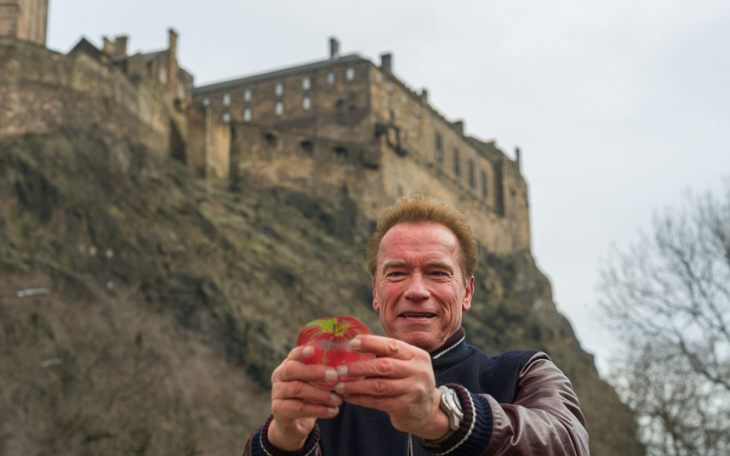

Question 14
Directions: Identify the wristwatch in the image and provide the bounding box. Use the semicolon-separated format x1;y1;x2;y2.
438;385;464;431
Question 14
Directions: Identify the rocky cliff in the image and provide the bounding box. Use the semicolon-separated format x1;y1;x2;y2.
0;126;643;455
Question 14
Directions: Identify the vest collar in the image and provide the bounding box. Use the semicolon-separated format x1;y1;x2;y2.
429;327;467;360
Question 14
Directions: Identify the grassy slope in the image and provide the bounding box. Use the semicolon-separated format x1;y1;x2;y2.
0;127;642;456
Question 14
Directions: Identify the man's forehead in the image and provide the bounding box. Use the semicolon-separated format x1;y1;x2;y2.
378;222;459;259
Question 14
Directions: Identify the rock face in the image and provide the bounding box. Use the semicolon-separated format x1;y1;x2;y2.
0;127;643;455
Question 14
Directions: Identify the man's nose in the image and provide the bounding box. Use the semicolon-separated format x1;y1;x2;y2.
404;273;429;301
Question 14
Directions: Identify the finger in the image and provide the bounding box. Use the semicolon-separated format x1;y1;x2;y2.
273;399;340;420
334;377;413;397
274;380;343;407
286;345;316;361
336;356;411;379
273;360;339;384
348;335;419;360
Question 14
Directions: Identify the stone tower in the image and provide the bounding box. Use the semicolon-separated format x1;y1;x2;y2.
0;0;49;46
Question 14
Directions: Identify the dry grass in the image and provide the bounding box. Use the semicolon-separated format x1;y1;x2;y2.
0;272;271;456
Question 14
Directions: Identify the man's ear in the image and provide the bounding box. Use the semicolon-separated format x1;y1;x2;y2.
372;282;380;312
462;276;474;312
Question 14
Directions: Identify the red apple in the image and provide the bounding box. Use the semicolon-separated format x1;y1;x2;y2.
296;316;376;390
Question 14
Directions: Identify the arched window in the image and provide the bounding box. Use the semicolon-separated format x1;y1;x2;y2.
434;133;443;164
326;71;336;85
302;76;311;90
302;96;312;110
345;67;355;81
481;170;488;198
454;148;461;177
222;93;231;106
243;107;252;122
468;160;476;189
243;89;252;102
275;101;284;116
274;82;284;96
222;112;231;124
300;140;314;155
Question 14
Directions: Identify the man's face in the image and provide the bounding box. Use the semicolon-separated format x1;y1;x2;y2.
373;222;474;353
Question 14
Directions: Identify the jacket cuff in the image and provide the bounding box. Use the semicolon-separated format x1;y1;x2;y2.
419;384;492;455
250;415;320;456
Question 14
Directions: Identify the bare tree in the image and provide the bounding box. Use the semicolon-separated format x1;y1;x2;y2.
599;183;730;456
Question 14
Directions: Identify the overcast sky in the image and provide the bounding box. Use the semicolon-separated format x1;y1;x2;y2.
48;0;730;375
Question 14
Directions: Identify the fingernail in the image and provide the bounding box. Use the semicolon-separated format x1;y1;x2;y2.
331;393;342;405
303;346;314;357
337;366;348;377
335;382;345;393
327;407;338;415
325;370;337;382
349;339;361;350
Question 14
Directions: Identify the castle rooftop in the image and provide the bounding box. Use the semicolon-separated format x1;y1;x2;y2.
193;53;367;96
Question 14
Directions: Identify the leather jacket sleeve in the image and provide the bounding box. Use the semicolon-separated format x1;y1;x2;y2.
420;352;588;456
480;352;589;455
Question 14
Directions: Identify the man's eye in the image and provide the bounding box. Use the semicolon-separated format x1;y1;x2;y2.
388;271;404;277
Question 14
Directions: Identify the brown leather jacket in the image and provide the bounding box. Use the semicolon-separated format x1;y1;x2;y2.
243;352;589;456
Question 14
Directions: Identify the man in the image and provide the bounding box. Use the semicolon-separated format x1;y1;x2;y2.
245;195;589;456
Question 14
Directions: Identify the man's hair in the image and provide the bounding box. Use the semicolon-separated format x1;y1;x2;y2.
366;195;478;286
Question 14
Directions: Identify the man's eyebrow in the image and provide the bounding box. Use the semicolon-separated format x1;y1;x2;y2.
424;260;454;274
382;260;407;271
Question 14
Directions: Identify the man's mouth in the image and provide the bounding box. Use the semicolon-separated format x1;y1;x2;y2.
399;313;436;319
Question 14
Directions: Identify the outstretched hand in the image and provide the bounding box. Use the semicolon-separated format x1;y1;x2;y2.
333;334;451;440
268;345;343;451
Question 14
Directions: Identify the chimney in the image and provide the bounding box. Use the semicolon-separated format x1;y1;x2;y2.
102;37;114;54
420;88;428;103
453;120;464;134
168;28;178;60
329;37;339;59
113;35;128;56
380;53;392;72
515;147;521;169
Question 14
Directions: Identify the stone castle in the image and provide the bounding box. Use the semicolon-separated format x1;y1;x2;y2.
0;4;530;255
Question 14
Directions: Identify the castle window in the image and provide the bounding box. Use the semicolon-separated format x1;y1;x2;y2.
243;107;252;122
202;97;211;107
243;89;252;102
300;140;314;155
275;82;284;96
302;96;312;110
481;170;488;198
302;76;312;90
222;112;231;124
223;93;231;106
454;148;461;177
468;160;475;189
334;146;348;160
326;71;336;85
275;101;284;116
434;133;443;164
346;67;355;81
265;133;278;148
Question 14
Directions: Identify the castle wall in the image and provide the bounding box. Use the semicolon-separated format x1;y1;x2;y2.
230;122;530;254
0;40;187;158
